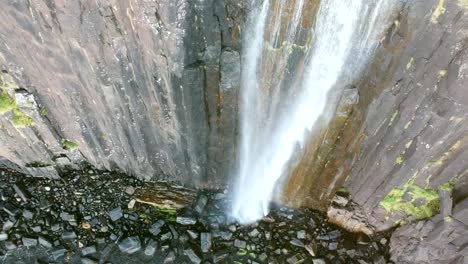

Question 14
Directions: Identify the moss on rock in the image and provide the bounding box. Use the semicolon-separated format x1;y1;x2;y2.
61;139;78;150
0;91;16;114
12;109;33;127
380;183;440;220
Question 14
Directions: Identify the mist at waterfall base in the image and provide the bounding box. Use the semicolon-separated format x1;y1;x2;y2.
230;0;398;224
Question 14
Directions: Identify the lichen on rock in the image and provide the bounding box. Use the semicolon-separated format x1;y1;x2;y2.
380;183;440;220
61;139;78;150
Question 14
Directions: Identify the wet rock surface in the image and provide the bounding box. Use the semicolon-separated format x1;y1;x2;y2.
0;167;392;263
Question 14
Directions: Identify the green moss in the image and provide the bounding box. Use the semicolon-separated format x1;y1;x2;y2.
237;248;248;256
154;207;177;222
0;91;16;114
26;161;54;167
338;187;349;194
61;139;78;150
440;182;454;192
380;183;440;220
396;155;404;165
12;109;33;127
39;107;48;116
444;216;453;222
138;206;177;223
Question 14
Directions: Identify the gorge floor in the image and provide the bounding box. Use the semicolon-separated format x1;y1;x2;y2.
0;167;392;264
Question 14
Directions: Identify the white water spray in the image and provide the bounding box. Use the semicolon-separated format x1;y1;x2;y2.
231;0;398;223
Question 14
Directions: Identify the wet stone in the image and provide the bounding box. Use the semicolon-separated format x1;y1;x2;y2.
22;237;38;247
81;246;97;256
62;231;77;240
287;254;304;264
187;230;198;239
213;253;228;263
0;233;7;241
328;242;338;250
290;239;305;247
176;216;197;225
201;232;212;253
259;252;268;261
81;258;98;264
23;209;34;219
220;231;233;240
194;194;208;213
125;186;135;195
3;220;14;231
144;239;157;256
164;251;176;263
38;236;52;248
249;228;260;237
234;239;247;248
5;241;17;250
184;248;201;264
52;248;67;260
312;259;326;264
109;207;123;221
119;236;141;254
297;230;306;239
158;232;171;241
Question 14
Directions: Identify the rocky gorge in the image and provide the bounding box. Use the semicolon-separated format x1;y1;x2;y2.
0;0;467;263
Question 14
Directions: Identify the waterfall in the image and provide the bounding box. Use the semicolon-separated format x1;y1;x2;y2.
231;0;398;224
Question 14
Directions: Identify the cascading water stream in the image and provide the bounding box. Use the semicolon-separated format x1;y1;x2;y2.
231;0;398;224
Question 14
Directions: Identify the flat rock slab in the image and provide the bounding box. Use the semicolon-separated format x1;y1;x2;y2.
135;183;197;210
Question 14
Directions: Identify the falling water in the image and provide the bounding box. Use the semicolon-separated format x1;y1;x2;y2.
231;0;398;223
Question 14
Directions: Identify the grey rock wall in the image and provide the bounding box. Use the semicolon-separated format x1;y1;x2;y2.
0;0;243;187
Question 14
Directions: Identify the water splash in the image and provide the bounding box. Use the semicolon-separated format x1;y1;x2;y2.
231;0;398;224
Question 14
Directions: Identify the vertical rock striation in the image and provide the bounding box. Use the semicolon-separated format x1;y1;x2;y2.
0;0;243;187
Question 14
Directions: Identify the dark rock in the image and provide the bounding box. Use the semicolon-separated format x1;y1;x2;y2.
184;248;201;264
160;232;172;241
22;237;38;247
2;220;14;231
144;239;157;256
108;207;123;222
290;239;305;247
164;251;176;263
187;230;199;240
38;236;52;248
125;186;135;195
249;229;260;237
213;252;228;263
118;236;141;254
286;254;304;264
194;194;208;213
62;231;77;240
81;246;97;256
312;259;326;264
200;232;212;253
297;230;306;239
51;248;67;260
234;239;246;248
23;210;34;219
220;50;241;91
13;184;28;203
328;242;338;250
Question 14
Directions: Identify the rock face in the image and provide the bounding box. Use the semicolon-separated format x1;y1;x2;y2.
278;1;468;262
0;0;243;187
